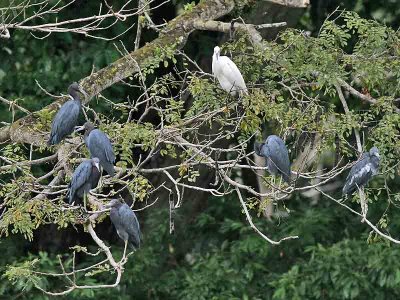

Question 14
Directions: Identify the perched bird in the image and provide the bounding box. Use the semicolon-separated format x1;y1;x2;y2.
254;135;291;183
106;199;141;252
48;82;87;145
212;46;248;96
77;122;116;176
68;157;100;204
343;147;380;195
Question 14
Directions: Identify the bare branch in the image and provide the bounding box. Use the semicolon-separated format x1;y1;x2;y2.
235;187;298;244
338;78;400;114
318;188;400;244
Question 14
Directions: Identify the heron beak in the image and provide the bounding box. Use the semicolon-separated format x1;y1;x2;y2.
95;162;100;171
74;125;85;132
104;199;119;208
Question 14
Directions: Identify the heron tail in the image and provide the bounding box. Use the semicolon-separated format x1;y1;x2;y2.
129;239;140;250
67;187;77;205
102;162;115;176
282;171;291;184
47;134;57;146
342;183;353;196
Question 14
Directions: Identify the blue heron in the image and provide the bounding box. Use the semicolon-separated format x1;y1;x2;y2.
343;147;380;195
254;135;291;183
212;46;248;96
106;199;141;255
48;82;87;145
68;157;100;205
77;122;116;176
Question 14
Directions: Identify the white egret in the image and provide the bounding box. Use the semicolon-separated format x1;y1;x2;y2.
212;46;248;96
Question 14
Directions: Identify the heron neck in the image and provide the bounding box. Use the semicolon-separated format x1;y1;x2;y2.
84;131;91;140
69;91;81;102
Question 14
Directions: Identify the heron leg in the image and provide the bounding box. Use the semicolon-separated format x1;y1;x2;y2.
272;176;276;199
123;240;128;259
83;193;88;212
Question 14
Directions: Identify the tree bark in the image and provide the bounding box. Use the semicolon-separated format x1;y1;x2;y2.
0;0;310;146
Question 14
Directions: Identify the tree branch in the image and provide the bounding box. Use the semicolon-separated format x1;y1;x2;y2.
262;0;309;7
338;79;400;114
335;82;368;220
235;187;298;244
0;0;237;145
193;20;287;47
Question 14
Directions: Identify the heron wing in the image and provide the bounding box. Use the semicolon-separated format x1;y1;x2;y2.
265;135;291;181
343;153;373;194
68;160;92;203
118;204;141;247
87;129;116;163
49;100;80;144
345;153;369;182
89;167;101;189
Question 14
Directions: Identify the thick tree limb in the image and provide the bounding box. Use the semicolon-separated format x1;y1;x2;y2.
193;20;287;32
265;0;309;7
0;0;236;145
193;20;286;47
0;0;311;146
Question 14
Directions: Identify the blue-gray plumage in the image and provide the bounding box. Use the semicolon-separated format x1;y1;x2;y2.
48;82;86;145
106;199;141;250
343;147;380;195
254;135;291;183
78;122;116;176
68;157;100;204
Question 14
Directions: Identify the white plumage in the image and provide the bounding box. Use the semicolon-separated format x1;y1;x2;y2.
212;46;248;96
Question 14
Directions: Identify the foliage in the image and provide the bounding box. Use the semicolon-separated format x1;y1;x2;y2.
1;1;400;299
272;240;400;299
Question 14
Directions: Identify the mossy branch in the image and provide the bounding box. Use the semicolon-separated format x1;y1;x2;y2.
0;0;237;146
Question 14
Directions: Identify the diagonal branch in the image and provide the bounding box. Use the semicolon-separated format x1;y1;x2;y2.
235;187;298;244
338;79;400;114
0;0;237;146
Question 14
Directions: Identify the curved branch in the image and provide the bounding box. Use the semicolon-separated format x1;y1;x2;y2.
235;187;299;244
317;188;400;244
